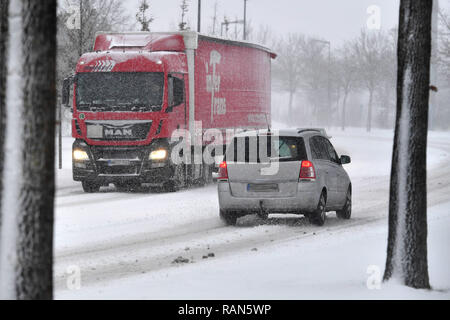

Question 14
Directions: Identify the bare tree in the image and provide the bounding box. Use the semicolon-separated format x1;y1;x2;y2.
375;29;397;128
300;38;329;126
334;43;358;130
438;8;450;86
58;0;132;57
0;0;57;299
179;0;189;31
352;29;393;131
384;0;432;289
434;7;450;130
247;24;273;47
0;0;8;232
56;0;133;133
272;34;306;125
136;0;153;32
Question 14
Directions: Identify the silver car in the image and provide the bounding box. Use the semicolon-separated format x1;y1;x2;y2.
213;128;352;226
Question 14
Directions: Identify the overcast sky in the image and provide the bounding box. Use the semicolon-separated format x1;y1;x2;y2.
125;0;405;45
60;0;449;47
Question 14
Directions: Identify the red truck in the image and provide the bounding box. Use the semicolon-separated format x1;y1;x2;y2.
62;31;276;192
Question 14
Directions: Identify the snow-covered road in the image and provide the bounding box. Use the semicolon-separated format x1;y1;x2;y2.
54;128;450;299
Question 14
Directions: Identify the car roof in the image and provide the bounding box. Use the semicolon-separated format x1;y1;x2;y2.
232;128;330;139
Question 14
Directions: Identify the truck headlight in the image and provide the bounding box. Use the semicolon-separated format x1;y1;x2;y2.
73;149;89;161
149;149;168;161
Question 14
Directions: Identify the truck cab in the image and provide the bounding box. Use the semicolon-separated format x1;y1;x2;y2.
63;33;190;192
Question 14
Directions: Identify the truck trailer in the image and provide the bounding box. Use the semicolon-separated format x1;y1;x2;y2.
62;31;276;192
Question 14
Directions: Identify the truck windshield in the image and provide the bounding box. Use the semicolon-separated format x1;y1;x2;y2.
76;72;164;112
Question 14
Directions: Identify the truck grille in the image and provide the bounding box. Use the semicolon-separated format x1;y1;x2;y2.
86;121;152;141
91;146;146;176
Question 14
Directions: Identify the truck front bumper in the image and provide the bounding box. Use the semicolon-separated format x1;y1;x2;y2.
72;139;174;185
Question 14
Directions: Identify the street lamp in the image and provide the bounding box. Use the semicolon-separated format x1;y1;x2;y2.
311;38;331;128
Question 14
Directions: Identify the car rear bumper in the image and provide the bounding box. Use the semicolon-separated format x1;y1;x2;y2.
217;180;319;214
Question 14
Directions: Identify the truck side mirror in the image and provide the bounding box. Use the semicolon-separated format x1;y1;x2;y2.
172;77;184;107
167;75;184;112
62;76;74;107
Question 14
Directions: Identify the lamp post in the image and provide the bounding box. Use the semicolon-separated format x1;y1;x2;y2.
79;0;83;56
243;0;248;40
311;39;331;127
197;0;201;33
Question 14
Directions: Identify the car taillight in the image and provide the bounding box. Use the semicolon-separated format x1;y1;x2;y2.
299;160;316;180
218;161;228;179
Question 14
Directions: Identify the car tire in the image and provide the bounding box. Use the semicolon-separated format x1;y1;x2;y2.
336;188;352;219
82;180;100;193
220;209;238;226
308;192;326;226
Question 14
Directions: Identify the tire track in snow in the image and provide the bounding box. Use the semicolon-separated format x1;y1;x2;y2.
54;136;450;291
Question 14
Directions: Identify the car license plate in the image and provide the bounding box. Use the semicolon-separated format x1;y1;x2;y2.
247;183;279;192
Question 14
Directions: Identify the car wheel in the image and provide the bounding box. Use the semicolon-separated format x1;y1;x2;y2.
82;180;100;193
336;188;352;219
308;192;326;226
220;209;238;226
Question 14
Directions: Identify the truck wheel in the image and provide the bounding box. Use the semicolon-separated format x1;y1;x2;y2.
200;163;212;186
114;182;127;192
308;192;326;226
257;210;269;220
336;188;352;219
163;165;185;192
82;181;100;193
220;209;238;226
115;182;141;192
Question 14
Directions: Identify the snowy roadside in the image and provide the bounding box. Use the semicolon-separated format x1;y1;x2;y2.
56;200;450;299
53;128;450;299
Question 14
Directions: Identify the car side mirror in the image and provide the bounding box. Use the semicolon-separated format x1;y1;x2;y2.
340;155;351;164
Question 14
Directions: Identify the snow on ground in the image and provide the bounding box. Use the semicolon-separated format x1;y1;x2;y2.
57;201;450;300
54;127;450;299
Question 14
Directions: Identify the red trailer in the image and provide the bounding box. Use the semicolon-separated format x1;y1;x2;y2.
62;31;276;192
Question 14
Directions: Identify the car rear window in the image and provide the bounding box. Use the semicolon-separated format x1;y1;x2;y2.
225;135;307;163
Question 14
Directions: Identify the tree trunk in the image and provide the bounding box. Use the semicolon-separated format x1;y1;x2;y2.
384;0;432;289
341;91;348;131
288;90;293;125
0;0;8;233
367;89;373;132
0;0;57;299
